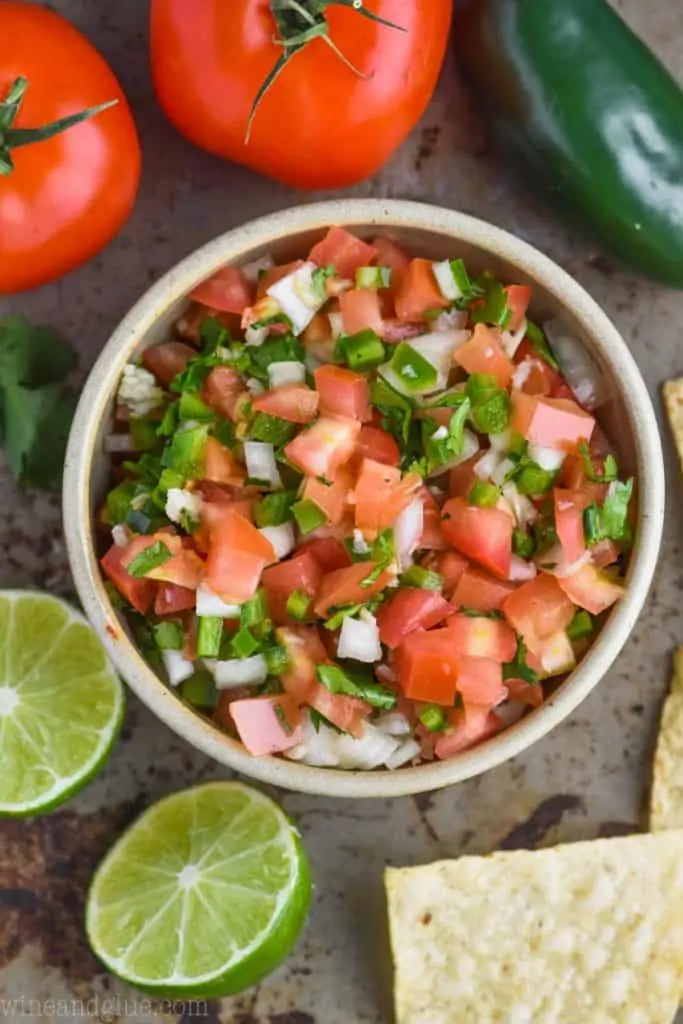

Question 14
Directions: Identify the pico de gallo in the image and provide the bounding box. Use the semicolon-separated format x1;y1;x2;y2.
100;226;633;770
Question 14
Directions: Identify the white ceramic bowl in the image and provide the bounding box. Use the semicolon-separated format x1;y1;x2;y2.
63;199;665;798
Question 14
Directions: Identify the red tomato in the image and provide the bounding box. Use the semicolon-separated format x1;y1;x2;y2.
142;342;196;388
285;416;360;479
431;550;470;595
377;588;452;649
202;366;246;421
513;339;562;396
556;564;624;615
503;575;575;655
355;458;422;537
279;625;327;701
449;455;480;498
441;498;513;579
230;695;301;756
154;583;196;616
262;551;322;625
252;385;319;424
505;285;532;332
298;536;351;574
314;366;371;422
339;288;384;336
511;393;596;449
189;266;253;314
309;227;377;278
451;568;516;612
205;507;275;602
372;235;410;293
359;425;400;467
100;542;156;614
395;627;459;705
558;454;609;506
394;259;449;321
380;319;424;343
303;465;354;527
203;436;245;486
591;538;619;567
445;614;517;663
256;261;304;299
314;562;392;617
453;325;514;388
553;488;587;564
147;548;205;589
0;3;140;293
455;656;506;706
418;488;446;549
308;685;370;738
506;678;543;708
150;1;451;190
434;705;501;759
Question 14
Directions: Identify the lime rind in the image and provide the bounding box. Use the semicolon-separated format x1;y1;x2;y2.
0;590;125;817
86;782;311;997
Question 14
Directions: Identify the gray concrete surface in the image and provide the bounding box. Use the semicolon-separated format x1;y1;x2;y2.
1;1;683;1021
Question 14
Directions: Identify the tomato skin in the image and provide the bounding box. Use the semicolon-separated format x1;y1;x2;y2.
150;0;451;189
285;416;360;479
252;385;319;424
339;288;384;337
101;542;156;614
431;550;470;595
395;259;449;321
455;656;506;706
303;465;354;526
205;507;275;602
309;228;377;278
355;458;422;537
511;393;596;449
503;574;575;656
189;267;253;314
314;366;371;422
441;498;513;579
453;325;515;388
372;235;410;293
444;614;517;663
553;488;587;564
358;425;400;467
556;563;624;615
154;583;196;616
298;536;351;574
202;366;246;421
0;3;141;293
418;487;446;549
230;695;302;756
263;551;322;624
143;342;196;388
308;686;370;738
505;285;532;332
377;588;452;649
451;568;516;612
314;562;392;617
278;625;327;701
203;437;245;486
434;705;501;759
395;627;459;705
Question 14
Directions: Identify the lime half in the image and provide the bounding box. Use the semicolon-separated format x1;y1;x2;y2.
0;590;124;816
86;782;312;997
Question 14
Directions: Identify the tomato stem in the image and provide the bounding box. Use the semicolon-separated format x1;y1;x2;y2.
0;77;118;177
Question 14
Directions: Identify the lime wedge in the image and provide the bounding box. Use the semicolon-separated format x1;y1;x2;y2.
0;590;124;817
86;782;312;997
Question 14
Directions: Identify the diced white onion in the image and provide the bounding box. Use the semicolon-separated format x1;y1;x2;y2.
266;261;324;335
394;498;424;571
536;543;591;579
212;654;268;689
543;319;608;410
430;308;468;333
508;554;537;582
241;254;274;283
245;325;269;347
474;449;502;481
540;631;576;676
408;330;469;392
259;522;295;561
285;716;343;767
104;434;136;453
334;723;400;770
352;529;371;556
502;482;538;526
328;311;345;339
511;357;535;390
432;425;449;442
501;318;528;358
490;428;512;452
384;738;422;770
432;260;462;301
112;524;130;546
376;712;413;737
337;610;382;663
196;583;241;618
246;377;265;395
267;360;306;389
528;443;566;471
244;441;281;488
166;487;203;527
162;650;195;688
427;429;479;478
491;457;516;487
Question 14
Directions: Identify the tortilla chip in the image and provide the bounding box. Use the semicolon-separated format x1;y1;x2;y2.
386;831;683;1024
663;379;683;474
650;649;683;831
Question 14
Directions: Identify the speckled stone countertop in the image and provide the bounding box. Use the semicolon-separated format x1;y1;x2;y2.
2;2;683;1022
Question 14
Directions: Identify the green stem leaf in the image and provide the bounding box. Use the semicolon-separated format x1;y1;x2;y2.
0;77;29;131
324;0;406;32
4;99;118;150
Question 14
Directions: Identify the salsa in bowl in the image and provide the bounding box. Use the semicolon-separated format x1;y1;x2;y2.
64;200;664;797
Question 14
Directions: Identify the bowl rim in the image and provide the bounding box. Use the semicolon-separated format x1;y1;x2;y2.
63;198;665;799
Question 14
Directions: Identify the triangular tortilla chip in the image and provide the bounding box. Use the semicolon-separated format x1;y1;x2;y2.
663;379;683;476
386;831;683;1024
650;649;683;832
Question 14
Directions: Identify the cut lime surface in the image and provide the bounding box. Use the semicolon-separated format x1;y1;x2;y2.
86;782;312;997
0;590;124;817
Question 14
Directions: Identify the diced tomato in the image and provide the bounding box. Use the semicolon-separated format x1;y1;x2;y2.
553;488;587;565
445;613;517;663
314;562;392;617
202;366;246;421
441;498;512;579
354;458;422;537
252;384;319;424
453;324;515;388
303;465;353;526
434;706;501;759
314;365;371;422
147;548;205;589
358;425;400;467
256;261;305;300
379;319;424;343
154;583;196;616
395;627;460;705
308;685;370;738
371;235;411;293
451;568;516;612
285;416;360;479
503;575;575;656
449;455;480;498
203;436;245;485
505;678;544;708
190;266;253;314
263;551;322;625
297;536;351;574
230;695;302;756
376;588;453;649
591;538;619;567
278;625;327;701
431;550;469;595
142;341;196;388
205;507;275;603
338;288;384;336
556;564;624;615
511;393;596;449
101;542;157;614
455;656;506;705
505;285;532;332
418;487;445;549
395;259;449;321
308;227;377;280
